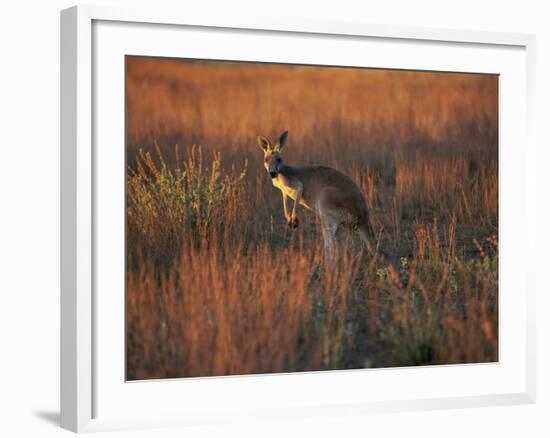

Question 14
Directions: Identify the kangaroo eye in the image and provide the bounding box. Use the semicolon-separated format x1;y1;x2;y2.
277;158;281;163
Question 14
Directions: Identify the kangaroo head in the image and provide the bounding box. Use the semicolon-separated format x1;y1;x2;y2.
257;130;288;179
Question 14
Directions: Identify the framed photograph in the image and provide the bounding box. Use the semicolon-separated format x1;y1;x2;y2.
61;5;536;433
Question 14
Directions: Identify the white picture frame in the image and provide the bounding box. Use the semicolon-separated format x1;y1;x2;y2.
60;4;536;433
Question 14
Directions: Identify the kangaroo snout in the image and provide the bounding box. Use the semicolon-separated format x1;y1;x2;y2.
269;171;277;178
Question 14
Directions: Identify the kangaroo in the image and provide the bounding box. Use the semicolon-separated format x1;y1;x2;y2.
258;130;374;258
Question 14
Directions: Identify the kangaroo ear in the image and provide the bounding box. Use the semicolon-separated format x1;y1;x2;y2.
276;130;288;151
257;135;271;152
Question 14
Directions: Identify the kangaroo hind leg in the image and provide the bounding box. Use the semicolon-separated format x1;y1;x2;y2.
320;215;339;261
317;188;342;263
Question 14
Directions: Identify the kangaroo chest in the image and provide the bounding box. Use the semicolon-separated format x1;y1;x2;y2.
271;176;292;195
272;176;310;209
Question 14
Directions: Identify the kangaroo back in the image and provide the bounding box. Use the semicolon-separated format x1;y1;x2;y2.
295;166;369;221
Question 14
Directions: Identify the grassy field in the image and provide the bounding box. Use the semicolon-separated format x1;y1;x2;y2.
126;56;498;380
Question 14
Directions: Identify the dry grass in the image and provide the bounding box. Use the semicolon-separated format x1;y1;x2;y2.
126;56;498;380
